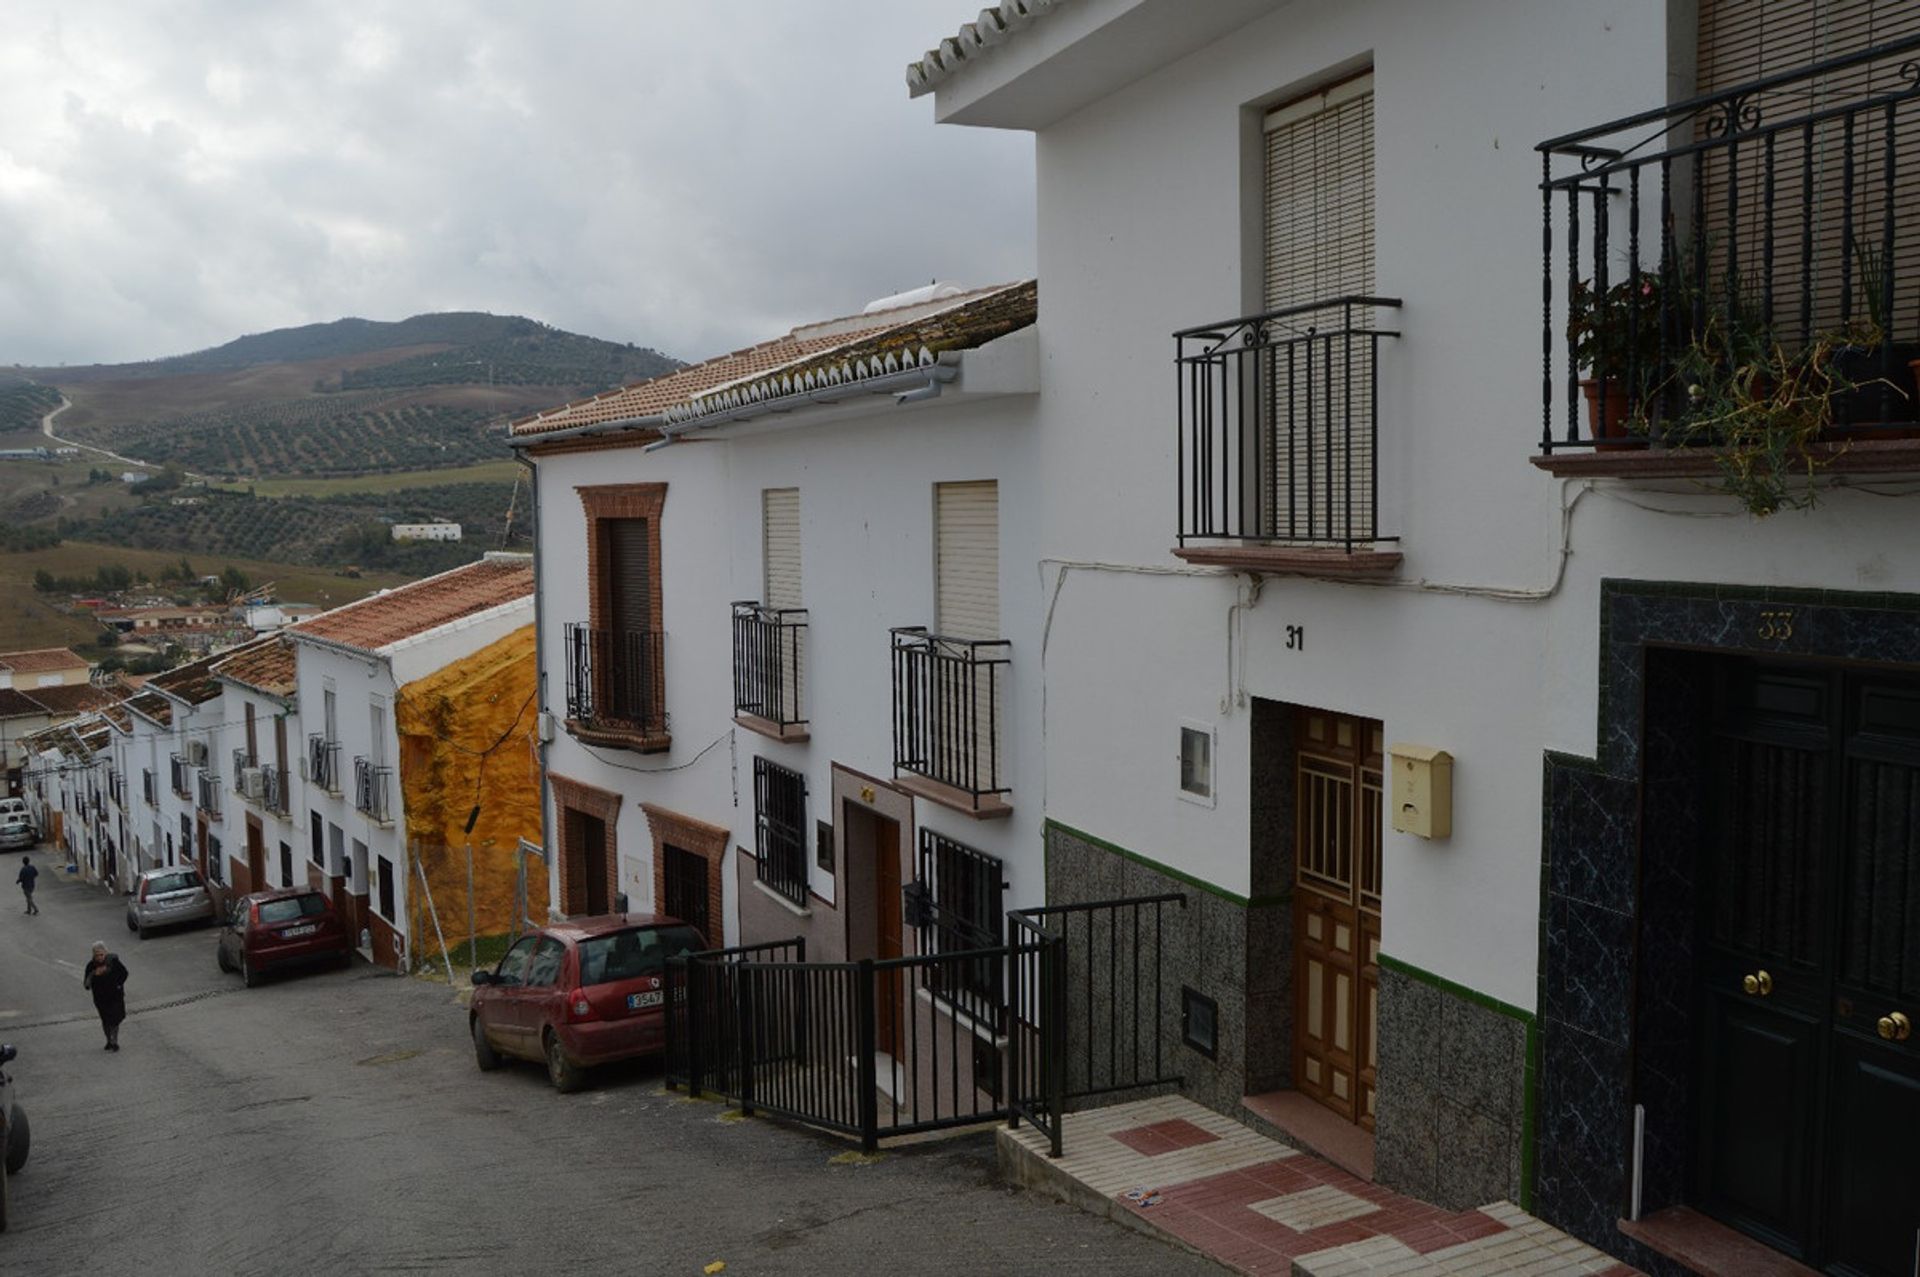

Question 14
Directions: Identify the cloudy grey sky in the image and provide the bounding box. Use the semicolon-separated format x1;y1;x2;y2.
0;2;1034;367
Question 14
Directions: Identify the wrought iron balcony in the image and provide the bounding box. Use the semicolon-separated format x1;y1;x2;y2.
563;623;668;745
195;768;221;817
353;757;392;825
232;748;254;791
731;602;808;736
890;627;1011;810
307;734;341;795
142;769;155;807
1539;34;1920;457
261;763;287;817
169;754;192;799
1176;296;1403;555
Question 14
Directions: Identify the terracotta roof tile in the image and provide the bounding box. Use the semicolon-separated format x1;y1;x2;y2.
213;635;297;698
292;556;533;654
906;1;1068;98
0;646;90;674
511;282;1033;438
24;684;123;715
126;690;174;728
0;688;44;718
148;648;237;707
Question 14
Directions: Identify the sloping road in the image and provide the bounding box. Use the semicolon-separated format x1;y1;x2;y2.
37;394;159;474
0;862;1217;1276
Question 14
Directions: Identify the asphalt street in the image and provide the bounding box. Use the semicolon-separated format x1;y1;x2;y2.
0;858;1218;1276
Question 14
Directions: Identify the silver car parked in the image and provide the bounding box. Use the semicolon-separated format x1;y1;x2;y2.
0;818;32;853
126;866;215;939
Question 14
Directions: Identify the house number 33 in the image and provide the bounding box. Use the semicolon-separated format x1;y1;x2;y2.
1758;610;1795;641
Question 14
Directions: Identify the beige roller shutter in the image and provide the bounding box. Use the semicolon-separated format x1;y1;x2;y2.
1695;2;1920;339
762;488;801;609
934;481;998;640
1263;73;1376;544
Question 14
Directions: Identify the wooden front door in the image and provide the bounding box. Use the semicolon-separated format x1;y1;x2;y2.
1696;661;1920;1274
662;843;710;941
1293;708;1384;1129
874;814;904;1058
245;819;266;895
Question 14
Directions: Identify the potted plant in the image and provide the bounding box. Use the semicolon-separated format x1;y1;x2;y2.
1829;242;1919;434
1568;274;1665;446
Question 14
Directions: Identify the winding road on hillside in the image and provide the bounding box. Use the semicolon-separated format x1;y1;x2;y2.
38;395;166;475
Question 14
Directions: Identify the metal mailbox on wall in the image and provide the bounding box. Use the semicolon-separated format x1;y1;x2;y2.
1388;743;1451;839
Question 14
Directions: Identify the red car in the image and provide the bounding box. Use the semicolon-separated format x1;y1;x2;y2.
469;915;704;1092
216;889;352;987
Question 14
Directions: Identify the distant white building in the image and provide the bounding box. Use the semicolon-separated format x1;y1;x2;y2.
121;471;150;484
390;520;461;543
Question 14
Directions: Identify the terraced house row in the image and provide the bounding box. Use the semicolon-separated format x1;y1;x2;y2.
512;3;1920;1274
19;556;542;974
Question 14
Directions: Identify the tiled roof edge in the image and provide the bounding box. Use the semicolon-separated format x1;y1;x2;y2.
906;0;1066;98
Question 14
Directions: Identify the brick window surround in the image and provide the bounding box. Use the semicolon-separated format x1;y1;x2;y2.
642;803;728;945
550;772;622;916
574;482;670;751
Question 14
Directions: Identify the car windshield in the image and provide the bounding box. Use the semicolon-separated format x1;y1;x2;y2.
577;926;702;986
258;895;327;923
149;871;202;894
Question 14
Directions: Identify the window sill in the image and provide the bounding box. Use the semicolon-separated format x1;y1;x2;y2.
1171;544;1402;578
565;719;672;755
734;713;810;744
894;772;1012;820
751;876;811;917
1531;436;1920;479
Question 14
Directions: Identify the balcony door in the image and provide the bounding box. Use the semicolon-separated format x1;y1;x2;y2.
1694;661;1920;1274
599;517;656;726
933;481;1001;794
1262;72;1375;544
1292;707;1384;1131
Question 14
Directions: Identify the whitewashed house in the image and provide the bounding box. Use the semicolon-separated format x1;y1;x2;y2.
912;1;1919;1272
287;554;534;970
212;637;306;895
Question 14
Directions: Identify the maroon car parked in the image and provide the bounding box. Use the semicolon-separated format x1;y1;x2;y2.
216;889;352;987
469;915;704;1092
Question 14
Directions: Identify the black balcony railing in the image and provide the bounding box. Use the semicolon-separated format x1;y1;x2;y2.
1540;34;1920;455
731;602;808;731
564;623;667;737
261;763;287;817
890;628;1011;807
232;748;253;790
169;754;191;799
1176;296;1404;552
142;769;155;806
195;769;221;817
354;757;392;824
308;734;340;795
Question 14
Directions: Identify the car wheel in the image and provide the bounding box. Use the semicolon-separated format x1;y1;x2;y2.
0;1149;9;1234
126;913;137;933
241;955;260;989
472;1018;501;1072
4;1106;25;1175
136;922;149;941
545;1032;585;1094
217;945;232;973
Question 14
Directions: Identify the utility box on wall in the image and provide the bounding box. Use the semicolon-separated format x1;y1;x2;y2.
1389;743;1452;839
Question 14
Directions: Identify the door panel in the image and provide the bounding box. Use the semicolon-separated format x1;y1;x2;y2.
1826;1037;1920;1276
1695;992;1821;1252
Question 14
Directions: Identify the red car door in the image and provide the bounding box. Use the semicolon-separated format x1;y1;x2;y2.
520;937;569;1048
481;935;540;1059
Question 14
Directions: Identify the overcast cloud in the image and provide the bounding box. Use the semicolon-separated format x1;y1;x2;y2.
0;1;1034;367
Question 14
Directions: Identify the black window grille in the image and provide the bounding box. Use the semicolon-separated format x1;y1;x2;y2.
662;844;711;941
279;841;293;890
207;835;224;884
752;756;807;906
309;810;323;865
378;855;395;921
914;830;1005;1016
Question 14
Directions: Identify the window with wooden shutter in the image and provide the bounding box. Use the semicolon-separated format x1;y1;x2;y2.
934;481;999;641
762;488;801;610
759;488;805;727
1695;2;1920;341
602;518;653;639
1263;73;1376;543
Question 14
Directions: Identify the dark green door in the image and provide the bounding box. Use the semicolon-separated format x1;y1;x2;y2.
1697;662;1920;1275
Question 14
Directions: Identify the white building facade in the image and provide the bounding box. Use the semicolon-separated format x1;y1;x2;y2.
915;0;1920;1272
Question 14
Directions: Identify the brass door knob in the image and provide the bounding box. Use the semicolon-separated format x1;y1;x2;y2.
1742;970;1774;996
1878;1011;1912;1042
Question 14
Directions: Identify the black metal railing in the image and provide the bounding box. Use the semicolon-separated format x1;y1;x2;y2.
731;602;808;731
142;769;155;806
1007;893;1188;1157
195;769;221;817
261;763;287;816
1540;34;1920;452
890;628;1011;806
912;831;1006;1023
1176;295;1403;551
308;734;340;795
752;756;809;907
353;757;392;824
564;623;667;737
232;747;253;788
170;753;191;798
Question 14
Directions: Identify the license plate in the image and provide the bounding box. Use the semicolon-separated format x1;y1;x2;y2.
283;925;317;937
628;990;664;1009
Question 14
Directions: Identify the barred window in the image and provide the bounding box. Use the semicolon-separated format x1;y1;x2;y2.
753;756;807;906
916;830;1005;1017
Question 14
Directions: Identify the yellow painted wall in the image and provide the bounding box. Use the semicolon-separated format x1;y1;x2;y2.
396;623;548;951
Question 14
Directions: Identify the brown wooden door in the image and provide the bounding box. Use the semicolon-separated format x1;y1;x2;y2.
246;820;266;895
874;814;904;1058
1293;708;1384;1129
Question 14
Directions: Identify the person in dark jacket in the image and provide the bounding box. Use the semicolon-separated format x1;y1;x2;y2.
83;942;129;1051
16;854;37;915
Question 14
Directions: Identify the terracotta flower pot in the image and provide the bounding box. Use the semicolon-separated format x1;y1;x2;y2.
1581;378;1637;451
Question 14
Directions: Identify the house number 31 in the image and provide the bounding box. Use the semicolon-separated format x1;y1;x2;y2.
1285;625;1305;651
1758;610;1795;641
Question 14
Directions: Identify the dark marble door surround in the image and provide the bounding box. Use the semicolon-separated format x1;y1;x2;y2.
1536;579;1920;1264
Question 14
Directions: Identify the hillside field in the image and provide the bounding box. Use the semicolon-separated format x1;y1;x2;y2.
213;458;522;497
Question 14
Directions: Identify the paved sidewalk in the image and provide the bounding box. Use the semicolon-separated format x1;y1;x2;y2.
1000;1096;1641;1276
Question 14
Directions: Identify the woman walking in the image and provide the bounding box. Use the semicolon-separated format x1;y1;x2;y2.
83;942;129;1051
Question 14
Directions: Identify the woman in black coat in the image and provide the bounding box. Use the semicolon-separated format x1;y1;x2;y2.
83;942;129;1051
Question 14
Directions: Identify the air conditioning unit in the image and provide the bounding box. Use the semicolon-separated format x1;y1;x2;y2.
239;768;265;801
186;740;209;768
